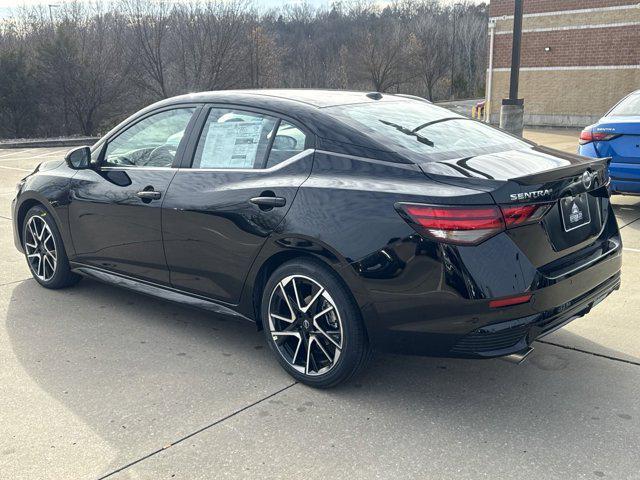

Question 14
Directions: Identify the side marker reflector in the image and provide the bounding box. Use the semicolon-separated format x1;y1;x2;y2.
489;294;532;308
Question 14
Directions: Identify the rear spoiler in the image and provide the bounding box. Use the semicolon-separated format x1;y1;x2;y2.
510;156;611;186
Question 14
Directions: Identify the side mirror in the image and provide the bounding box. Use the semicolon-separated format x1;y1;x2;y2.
65;146;92;169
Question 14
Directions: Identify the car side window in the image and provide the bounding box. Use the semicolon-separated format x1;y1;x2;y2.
192;108;277;169
265;121;307;169
103;108;195;168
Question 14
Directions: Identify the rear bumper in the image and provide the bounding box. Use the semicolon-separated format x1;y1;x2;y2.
577;144;640;195
361;223;622;358
449;271;620;358
368;264;621;358
609;162;640;195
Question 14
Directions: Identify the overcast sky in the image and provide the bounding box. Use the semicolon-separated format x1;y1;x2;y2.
0;0;486;18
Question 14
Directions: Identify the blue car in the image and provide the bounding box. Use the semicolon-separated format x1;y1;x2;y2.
579;90;640;195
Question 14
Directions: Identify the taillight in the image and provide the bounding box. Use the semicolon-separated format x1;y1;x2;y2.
396;202;551;245
396;204;504;245
500;203;553;227
579;128;619;145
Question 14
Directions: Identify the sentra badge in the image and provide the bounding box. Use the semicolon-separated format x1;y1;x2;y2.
510;189;553;202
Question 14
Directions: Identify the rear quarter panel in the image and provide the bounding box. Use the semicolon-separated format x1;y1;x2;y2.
239;151;502;338
287;152;495;262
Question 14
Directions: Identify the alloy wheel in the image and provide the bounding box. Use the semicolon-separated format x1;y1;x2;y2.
268;274;343;376
24;215;57;282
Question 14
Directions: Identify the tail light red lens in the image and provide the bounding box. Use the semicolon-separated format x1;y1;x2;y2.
579;128;619;145
500;203;553;227
397;204;504;245
397;202;552;245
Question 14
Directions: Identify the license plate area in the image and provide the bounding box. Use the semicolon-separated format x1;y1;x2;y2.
560;193;591;232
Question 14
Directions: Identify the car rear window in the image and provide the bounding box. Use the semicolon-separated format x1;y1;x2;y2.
325;102;528;162
608;93;640;117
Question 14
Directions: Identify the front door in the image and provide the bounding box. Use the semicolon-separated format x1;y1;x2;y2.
162;106;314;304
68;106;198;285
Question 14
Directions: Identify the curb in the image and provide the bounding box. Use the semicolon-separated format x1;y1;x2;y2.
0;137;99;149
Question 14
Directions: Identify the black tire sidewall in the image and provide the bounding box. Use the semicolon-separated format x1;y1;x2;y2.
261;258;368;388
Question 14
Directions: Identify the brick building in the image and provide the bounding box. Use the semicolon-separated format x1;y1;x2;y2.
486;0;640;127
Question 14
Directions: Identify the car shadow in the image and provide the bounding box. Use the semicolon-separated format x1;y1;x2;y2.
6;277;639;449
5;277;296;471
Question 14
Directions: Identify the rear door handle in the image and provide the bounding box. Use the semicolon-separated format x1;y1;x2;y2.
137;190;162;200
250;196;286;208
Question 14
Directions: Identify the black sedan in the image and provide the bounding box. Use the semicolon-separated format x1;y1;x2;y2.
12;90;622;387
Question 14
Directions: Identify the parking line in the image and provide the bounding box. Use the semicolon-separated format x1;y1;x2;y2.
97;382;297;479
0;165;31;172
0;148;39;159
0;151;64;163
31;149;67;158
0;278;33;287
537;339;640;367
618;218;640;229
623;247;640;253
0;157;37;163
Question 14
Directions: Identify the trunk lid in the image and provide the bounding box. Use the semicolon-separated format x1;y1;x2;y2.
419;145;612;254
592;116;640;164
419;145;609;202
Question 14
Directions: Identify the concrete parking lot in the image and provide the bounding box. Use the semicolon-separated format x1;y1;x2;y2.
1;133;639;479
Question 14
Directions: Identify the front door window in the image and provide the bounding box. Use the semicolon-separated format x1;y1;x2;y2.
104;108;195;168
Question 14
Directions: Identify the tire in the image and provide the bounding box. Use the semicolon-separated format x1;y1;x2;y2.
261;258;371;388
22;205;81;289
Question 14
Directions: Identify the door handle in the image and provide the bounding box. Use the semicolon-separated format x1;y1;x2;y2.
250;196;286;208
136;190;162;200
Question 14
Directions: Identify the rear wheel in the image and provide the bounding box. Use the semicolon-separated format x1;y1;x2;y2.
22;205;81;289
262;258;370;388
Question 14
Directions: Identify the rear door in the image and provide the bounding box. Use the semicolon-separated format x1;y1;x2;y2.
162;105;314;304
69;105;199;284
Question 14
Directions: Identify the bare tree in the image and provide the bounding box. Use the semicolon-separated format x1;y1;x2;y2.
0;49;38;137
411;9;451;100
275;3;324;88
247;24;281;88
0;0;489;140
200;0;249;90
171;0;249;92
357;17;410;92
457;4;488;97
122;0;173;99
37;6;132;134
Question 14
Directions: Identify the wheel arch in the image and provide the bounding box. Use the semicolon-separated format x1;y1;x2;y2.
16;197;48;247
15;194;73;256
241;235;374;332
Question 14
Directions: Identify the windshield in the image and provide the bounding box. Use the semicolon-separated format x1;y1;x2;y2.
326;101;529;162
608;93;640;117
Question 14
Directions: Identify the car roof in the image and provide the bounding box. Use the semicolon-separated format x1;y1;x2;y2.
122;90;412;145
98;89;444;165
160;89;406;109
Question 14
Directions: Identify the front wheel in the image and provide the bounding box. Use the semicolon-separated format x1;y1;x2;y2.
22;205;81;289
261;259;370;388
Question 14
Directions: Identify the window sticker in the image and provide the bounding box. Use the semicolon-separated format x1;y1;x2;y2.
199;121;264;169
